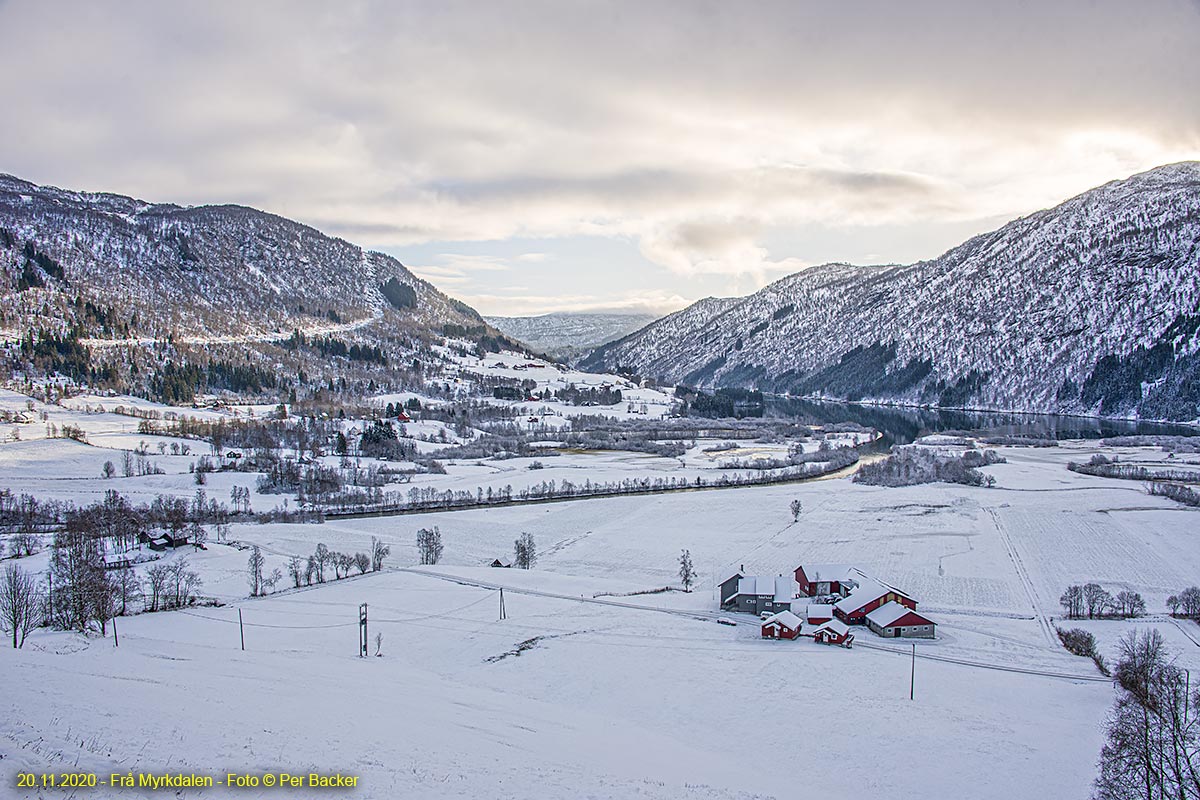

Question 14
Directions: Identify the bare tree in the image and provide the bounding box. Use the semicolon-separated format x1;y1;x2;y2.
287;555;303;588
181;569;203;606
111;566;142;616
1083;583;1112;618
370;536;390;572
1167;594;1182;616
417;526;444;565
354;552;370;575
0;563;43;648
1114;590;1146;618
189;521;208;550
263;568;282;594
310;543;329;582
514;532;537;569
789;498;802;522
90;572;118;636
1094;629;1199;800
145;564;169;611
50;524;105;631
101;460;116;479
678;549;695;592
1179;586;1200;618
9;531;39;558
248;545;265;596
1060;585;1085;619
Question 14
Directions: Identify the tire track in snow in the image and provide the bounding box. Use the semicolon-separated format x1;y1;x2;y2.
986;506;1058;647
1166;615;1200;649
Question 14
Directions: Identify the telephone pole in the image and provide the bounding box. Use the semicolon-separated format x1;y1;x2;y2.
238;608;245;651
910;643;916;701
112;615;119;648
358;603;368;657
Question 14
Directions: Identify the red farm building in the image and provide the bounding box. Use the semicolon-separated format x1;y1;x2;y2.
760;610;803;640
811;619;854;647
833;581;916;625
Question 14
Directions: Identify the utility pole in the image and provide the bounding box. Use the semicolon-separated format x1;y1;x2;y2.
358;603;368;657
499;588;506;621
238;608;245;651
112;615;119;648
910;643;916;701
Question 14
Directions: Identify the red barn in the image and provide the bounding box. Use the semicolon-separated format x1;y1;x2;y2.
866;602;937;639
834;581;915;624
793;564;865;598
760;611;803;640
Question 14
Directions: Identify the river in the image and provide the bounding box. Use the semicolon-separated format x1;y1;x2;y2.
763;397;1200;447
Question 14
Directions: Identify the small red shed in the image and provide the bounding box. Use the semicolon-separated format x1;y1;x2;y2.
761;610;803;640
811;619;854;647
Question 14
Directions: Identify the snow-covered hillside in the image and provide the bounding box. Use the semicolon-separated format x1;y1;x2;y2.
485;312;659;361
584;163;1200;421
0;173;490;341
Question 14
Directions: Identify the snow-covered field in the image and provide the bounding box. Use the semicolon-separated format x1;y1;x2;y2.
3;568;1109;800
0;380;859;511
5;438;1200;798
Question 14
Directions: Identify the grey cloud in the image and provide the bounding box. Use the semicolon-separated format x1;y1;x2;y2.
0;0;1197;286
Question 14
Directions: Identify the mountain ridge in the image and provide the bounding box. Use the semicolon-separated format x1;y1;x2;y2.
583;162;1200;421
0;173;510;401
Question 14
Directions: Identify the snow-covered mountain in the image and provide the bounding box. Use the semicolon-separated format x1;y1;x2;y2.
0;173;512;398
0;173;484;342
583;163;1200;421
485;312;659;361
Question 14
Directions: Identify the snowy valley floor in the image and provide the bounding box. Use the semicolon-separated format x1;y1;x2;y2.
4;443;1200;798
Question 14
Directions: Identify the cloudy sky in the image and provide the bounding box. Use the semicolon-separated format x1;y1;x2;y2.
1;1;1198;316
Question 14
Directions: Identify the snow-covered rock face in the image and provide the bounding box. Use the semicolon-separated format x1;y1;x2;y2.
0;173;485;343
584;162;1200;421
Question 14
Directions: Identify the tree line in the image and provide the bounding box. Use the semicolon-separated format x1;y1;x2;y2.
1060;583;1148;620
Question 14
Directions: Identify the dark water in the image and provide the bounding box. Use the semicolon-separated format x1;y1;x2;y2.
765;397;1200;447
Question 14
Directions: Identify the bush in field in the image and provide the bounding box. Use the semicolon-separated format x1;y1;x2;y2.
1055;626;1110;676
1057;626;1098;657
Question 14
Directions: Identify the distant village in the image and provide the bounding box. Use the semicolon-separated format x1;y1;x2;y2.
720;564;937;646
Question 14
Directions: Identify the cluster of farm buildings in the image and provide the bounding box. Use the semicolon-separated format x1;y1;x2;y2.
719;564;937;646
